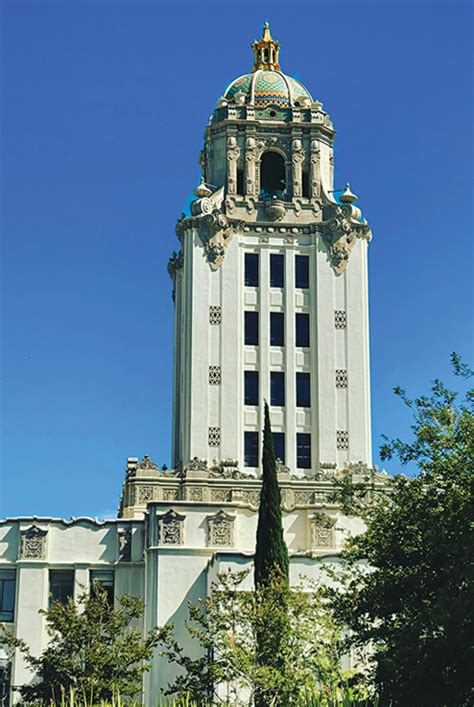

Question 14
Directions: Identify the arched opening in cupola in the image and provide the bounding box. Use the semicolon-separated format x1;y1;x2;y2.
260;150;286;199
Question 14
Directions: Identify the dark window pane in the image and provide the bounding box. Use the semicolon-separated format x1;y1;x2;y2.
244;431;259;467
296;372;311;407
0;569;16;622
245;253;259;287
90;570;114;605
260;151;286;199
295;255;309;289
237;169;244;196
49;570;74;606
297;433;311;469
270;312;284;346
302;171;310;198
296;313;310;347
245;311;259;345
244;371;259;405
273;432;285;463
270;372;285;406
270;254;284;288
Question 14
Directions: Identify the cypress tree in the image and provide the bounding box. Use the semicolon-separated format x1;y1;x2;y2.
254;401;289;588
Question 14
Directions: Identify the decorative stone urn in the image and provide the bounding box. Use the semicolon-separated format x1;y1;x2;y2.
264;199;286;221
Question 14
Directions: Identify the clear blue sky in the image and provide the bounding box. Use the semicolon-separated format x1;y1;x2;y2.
1;1;472;519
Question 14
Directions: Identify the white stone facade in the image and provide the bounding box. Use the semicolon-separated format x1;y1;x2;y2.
0;24;380;705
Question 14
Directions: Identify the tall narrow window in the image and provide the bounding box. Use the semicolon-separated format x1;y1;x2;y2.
302;170;310;198
236;168;244;196
49;570;74;607
296;313;310;347
244;431;259;467
245;311;259;345
245;253;259;287
270;312;284;346
270;254;284;288
296;372;311;407
260;151;286;198
244;371;259;405
90;570;114;605
297;433;311;469
273;432;285;463
0;569;16;622
270;372;285;406
295;255;309;289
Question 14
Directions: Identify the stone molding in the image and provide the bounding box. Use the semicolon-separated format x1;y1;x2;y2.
19;525;48;560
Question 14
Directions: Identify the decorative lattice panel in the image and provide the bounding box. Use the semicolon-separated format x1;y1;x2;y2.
209;366;221;385
335;369;348;388
334;310;347;329
336;430;349;450
209;306;222;325
208;427;221;447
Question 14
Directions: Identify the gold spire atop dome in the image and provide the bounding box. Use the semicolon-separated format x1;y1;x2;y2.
252;21;281;72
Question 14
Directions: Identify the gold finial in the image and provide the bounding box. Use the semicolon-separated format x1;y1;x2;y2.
251;21;281;72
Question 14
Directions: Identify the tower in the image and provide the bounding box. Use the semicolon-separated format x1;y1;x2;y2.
169;22;373;477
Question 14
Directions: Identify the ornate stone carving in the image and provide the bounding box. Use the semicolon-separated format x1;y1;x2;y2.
162;487;180;501
240;489;260;507
187;486;203;502
210;488;232;503
320;191;371;274
137;485;155;504
184;457;208;475
118;527;132;562
294;490;314;506
245;137;257;197
292;138;305;198
310;512;336;549
167;250;183;279
157;510;185;545
137;455;159;472
264;199;286;221
20;525;47;560
207;510;234;546
226;136;240;195
183;186;234;271
310;139;321;199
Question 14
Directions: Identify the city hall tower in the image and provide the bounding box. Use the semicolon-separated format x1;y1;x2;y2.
169;22;373;477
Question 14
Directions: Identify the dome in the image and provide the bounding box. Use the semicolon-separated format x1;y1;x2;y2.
224;70;313;108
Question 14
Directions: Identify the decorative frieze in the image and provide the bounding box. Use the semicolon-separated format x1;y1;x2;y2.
20;525;48;560
207;510;235;547
240;489;260;507
137;485;155;504
157;510;185;546
162;487;180;501
294;490;314;506
187;487;204;502
211;488;232;503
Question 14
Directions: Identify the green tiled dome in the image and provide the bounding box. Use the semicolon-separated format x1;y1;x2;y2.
224;70;312;107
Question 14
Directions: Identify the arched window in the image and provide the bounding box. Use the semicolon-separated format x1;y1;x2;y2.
260;151;286;199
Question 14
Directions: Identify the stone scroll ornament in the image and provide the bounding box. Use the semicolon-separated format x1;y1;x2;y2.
176;185;236;271
310;512;336;549
207;510;234;547
319;183;372;274
157;510;185;545
20;525;48;560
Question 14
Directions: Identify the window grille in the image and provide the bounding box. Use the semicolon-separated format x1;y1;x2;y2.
334;310;347;329
335;369;348;388
209;306;221;325
208;427;221;447
336;430;349;450
209;366;221;385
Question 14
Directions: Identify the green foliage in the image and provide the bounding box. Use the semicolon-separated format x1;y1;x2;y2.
328;354;474;706
0;584;159;703
254;403;289;589
157;569;357;705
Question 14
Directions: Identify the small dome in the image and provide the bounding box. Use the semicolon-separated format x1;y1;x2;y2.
224;70;313;108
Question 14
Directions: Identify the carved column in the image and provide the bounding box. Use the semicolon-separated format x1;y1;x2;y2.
226;136;240;196
310;139;321;199
292;138;305;198
245;136;257;196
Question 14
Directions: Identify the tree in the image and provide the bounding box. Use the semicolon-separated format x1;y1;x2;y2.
254;401;289;588
0;583;159;702
329;354;474;706
157;569;350;705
